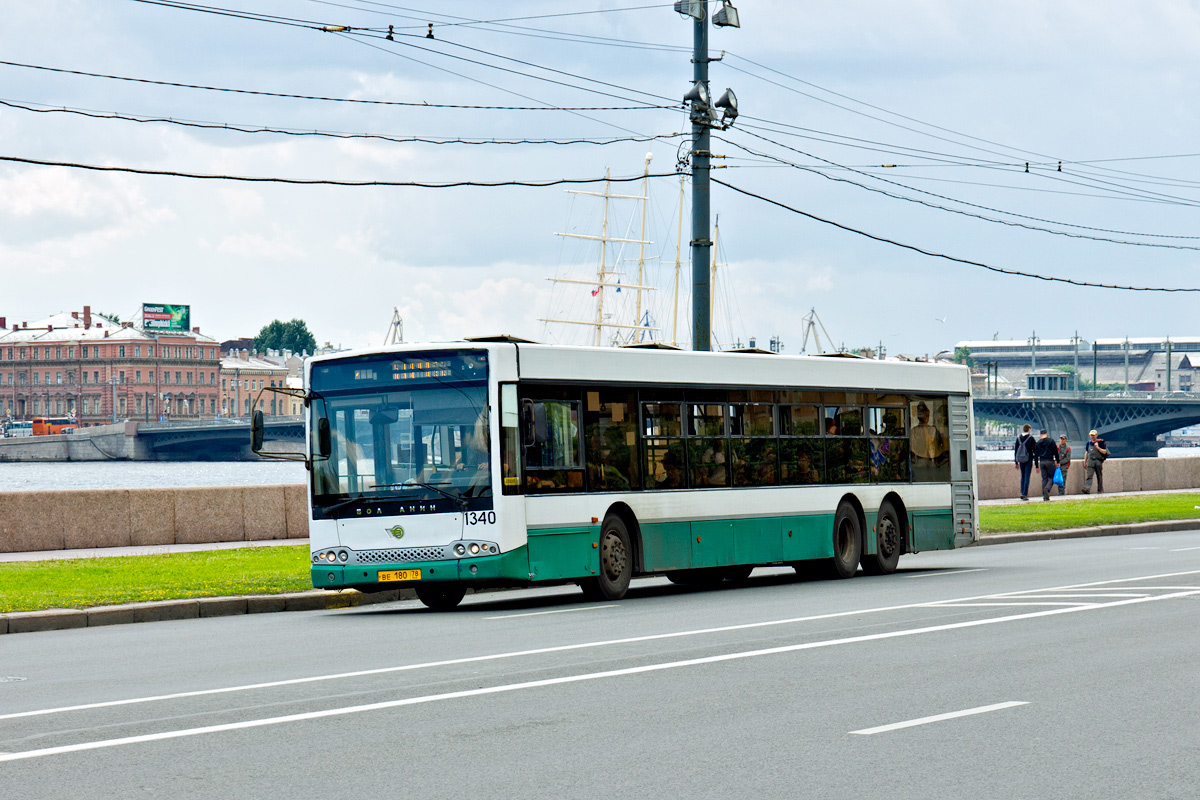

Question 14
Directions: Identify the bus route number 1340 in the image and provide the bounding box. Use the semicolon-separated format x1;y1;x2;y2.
465;511;496;526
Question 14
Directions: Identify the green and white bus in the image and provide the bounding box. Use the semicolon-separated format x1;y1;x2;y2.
255;339;977;610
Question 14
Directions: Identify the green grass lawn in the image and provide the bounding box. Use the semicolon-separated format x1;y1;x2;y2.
979;492;1200;533
0;545;313;614
5;496;1199;614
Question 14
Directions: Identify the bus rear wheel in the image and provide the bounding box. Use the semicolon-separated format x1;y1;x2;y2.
862;501;903;575
581;515;633;601
829;502;862;579
415;585;466;610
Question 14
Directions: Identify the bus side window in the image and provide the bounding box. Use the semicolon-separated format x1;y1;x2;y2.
584;389;639;492
522;397;583;493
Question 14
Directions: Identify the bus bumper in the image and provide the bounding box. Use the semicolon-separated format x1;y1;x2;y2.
313;546;531;591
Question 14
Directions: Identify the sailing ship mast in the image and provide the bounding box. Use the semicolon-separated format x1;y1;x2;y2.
540;157;659;345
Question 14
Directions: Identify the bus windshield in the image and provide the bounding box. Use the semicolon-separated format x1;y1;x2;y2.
308;350;491;513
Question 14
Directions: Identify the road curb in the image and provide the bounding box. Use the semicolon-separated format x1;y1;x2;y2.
0;588;416;636
974;518;1200;546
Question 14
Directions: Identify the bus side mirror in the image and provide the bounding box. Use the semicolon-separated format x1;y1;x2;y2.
250;410;265;452
317;417;331;458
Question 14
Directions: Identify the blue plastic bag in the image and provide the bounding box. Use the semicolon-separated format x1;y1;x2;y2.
1052;466;1064;487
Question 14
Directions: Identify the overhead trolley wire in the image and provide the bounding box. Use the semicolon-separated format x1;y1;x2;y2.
0;60;662;111
125;1;679;109
726;53;1200;193
721;129;1200;244
0;98;687;146
710;178;1200;293
0;154;681;189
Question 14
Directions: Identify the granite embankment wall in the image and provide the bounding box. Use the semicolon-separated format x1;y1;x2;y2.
2;457;1199;553
977;456;1200;500
0;484;308;553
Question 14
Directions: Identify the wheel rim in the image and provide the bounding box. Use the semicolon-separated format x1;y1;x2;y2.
878;514;899;558
600;530;628;581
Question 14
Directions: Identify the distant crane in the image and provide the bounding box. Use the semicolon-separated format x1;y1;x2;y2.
799;308;834;355
384;307;404;345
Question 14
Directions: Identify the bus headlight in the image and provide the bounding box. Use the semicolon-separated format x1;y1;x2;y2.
469;543;480;555
338;550;349;562
454;544;466;556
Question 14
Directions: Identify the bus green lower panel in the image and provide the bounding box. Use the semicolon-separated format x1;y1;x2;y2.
780;514;835;561
527;527;601;581
911;510;954;552
640;521;693;571
691;519;736;567
641;513;833;572
314;546;532;590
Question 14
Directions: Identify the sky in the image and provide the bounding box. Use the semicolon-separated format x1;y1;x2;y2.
3;1;1200;357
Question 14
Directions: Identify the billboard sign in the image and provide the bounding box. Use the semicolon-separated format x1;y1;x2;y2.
142;304;191;333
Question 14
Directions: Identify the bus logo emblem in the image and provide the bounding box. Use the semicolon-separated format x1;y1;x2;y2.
387;525;405;540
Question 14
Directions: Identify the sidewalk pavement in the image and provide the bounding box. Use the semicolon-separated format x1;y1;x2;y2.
3;492;1199;636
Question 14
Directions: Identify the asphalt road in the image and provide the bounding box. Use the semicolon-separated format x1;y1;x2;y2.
3;531;1199;799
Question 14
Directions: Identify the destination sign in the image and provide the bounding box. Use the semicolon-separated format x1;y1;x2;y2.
312;350;488;393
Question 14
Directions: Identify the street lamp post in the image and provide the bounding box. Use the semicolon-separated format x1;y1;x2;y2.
678;1;740;351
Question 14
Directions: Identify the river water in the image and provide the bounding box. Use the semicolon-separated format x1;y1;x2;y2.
0;461;307;492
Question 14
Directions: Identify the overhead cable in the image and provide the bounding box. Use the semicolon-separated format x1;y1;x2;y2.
711;178;1200;293
0;154;680;189
722;130;1200;244
1;99;685;146
0;59;663;111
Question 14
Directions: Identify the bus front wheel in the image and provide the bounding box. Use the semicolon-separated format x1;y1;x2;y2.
581;515;633;601
862;501;902;575
829;502;862;579
415;585;466;610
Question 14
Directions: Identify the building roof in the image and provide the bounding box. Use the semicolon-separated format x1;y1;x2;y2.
0;310;217;344
220;353;289;372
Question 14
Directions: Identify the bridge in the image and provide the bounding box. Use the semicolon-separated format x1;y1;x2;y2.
0;418;304;462
973;392;1200;457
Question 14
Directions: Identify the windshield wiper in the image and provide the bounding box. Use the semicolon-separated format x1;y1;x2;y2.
320;494;382;515
375;481;468;511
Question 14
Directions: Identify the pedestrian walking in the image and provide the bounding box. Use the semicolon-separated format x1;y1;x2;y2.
1034;429;1060;501
1082;429;1108;493
1013;424;1036;500
1057;435;1072;495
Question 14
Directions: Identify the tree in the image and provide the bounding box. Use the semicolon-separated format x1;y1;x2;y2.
254;319;317;355
952;346;975;368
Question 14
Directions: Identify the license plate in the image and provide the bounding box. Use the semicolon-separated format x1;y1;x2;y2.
378;569;421;582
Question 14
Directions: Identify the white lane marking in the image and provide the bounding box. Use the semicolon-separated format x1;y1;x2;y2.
1006;593;1147;599
5;568;1199;723
1169;546;1200;552
924;602;1092;608
483;605;618;620
904;569;987;579
850;701;1029;735
1120;585;1200;590
3;591;1196;764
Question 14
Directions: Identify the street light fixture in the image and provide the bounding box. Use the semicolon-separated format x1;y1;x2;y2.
714;88;738;124
712;1;741;28
673;0;704;20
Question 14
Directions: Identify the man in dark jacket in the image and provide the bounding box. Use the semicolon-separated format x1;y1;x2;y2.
1014;424;1036;500
1033;430;1060;501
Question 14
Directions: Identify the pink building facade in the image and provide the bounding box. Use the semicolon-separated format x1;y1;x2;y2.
0;306;221;426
